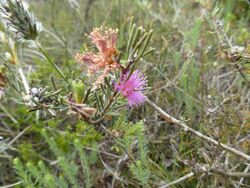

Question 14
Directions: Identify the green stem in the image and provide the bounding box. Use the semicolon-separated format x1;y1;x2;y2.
35;41;67;83
90;91;118;124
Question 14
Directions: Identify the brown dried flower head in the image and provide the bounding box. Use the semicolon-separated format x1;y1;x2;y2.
76;26;120;88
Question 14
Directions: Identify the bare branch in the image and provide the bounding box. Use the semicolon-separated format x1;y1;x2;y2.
146;97;250;162
159;172;194;188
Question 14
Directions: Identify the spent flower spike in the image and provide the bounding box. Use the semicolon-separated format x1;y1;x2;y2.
0;0;42;40
115;70;148;107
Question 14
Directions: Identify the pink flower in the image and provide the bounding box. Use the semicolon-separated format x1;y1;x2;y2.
75;27;120;88
89;27;118;61
115;70;147;107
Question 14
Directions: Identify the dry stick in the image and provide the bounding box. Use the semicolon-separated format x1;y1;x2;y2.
159;170;250;188
237;164;250;188
0;181;23;188
210;169;250;178
159;172;194;188
145;97;250;162
7;126;31;147
0;103;18;124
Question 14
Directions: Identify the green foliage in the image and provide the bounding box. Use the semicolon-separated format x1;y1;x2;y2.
18;142;38;162
74;122;103;146
74;139;92;188
184;18;203;50
13;158;33;188
1;0;250;187
129;160;150;186
111;115;151;185
129;132;150;186
41;129;64;157
13;117;151;187
13;128;95;188
177;60;200;120
112;114;144;151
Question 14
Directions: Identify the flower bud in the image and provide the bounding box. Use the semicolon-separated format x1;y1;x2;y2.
72;80;84;103
13;157;20;166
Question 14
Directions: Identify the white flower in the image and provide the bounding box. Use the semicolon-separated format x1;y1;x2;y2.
4;52;12;60
230;46;245;54
23;94;36;108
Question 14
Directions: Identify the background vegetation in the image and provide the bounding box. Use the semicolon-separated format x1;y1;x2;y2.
0;0;249;187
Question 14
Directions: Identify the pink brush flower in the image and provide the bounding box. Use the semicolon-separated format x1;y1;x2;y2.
115;70;147;107
75;27;120;88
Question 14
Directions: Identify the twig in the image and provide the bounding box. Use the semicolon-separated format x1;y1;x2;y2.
0;181;23;188
7;126;31;147
111;139;138;188
99;152;124;183
237;164;250;188
159;172;194;188
0;103;18;124
159;168;250;188
146;97;250;162
18;67;29;95
211;169;250;178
